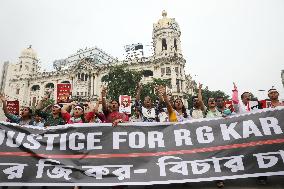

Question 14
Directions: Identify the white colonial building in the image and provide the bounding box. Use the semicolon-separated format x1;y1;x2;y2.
0;11;195;108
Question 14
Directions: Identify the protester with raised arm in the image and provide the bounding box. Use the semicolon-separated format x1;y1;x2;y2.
101;87;129;126
189;83;206;119
85;99;106;123
0;93;33;125
36;94;69;126
135;83;158;122
232;82;253;114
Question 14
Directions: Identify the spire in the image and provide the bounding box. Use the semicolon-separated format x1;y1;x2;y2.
162;10;167;18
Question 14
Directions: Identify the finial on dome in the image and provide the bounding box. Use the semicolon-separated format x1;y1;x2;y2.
28;45;32;49
162;10;167;17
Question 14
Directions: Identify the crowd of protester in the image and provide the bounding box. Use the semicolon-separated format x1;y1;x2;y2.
0;83;283;188
1;83;283;127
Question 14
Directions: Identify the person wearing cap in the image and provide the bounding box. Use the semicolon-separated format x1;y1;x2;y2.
62;102;86;124
267;88;284;108
0;93;33;126
36;95;70;127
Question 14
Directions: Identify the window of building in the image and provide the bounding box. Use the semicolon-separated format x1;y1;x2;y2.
161;68;165;76
166;67;171;76
77;92;79;96
16;89;20;94
176;79;180;93
143;70;153;77
175;67;179;76
85;75;88;81
174;39;177;51
78;73;80;79
31;85;40;91
81;92;84;96
162;38;167;51
85;92;88;96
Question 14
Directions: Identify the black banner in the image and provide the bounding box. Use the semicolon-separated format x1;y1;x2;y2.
0;107;284;186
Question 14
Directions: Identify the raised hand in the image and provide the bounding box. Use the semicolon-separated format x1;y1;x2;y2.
198;83;203;90
233;82;237;90
101;87;107;97
0;93;7;102
136;83;142;91
158;85;166;96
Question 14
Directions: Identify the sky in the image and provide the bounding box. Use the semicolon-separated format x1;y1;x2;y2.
0;0;283;100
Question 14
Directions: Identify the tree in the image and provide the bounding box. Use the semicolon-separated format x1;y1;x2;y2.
101;65;143;100
184;86;230;109
139;78;171;102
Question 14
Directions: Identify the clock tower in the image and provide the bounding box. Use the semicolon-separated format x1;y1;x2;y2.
152;10;182;58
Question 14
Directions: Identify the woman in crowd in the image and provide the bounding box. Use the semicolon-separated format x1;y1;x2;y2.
85;100;106;123
157;85;190;122
101;87;129;126
204;97;222;118
135;83;159;122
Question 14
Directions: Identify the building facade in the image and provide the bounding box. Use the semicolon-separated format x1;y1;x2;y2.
1;11;195;107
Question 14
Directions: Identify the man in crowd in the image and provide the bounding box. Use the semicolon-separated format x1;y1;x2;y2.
190;83;206;119
232;82;253;113
216;96;232;117
267;88;284;108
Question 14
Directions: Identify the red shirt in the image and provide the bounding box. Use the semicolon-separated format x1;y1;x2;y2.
105;111;129;123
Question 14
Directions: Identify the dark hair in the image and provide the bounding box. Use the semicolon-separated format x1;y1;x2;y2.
22;107;33;119
191;96;198;102
73;104;86;123
215;96;224;101
110;99;120;106
241;92;250;99
34;109;46;119
207;97;216;104
173;98;188;118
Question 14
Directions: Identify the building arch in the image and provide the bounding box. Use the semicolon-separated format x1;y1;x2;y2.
31;85;40;91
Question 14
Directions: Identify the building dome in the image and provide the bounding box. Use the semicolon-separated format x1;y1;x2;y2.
20;45;38;60
154;10;180;31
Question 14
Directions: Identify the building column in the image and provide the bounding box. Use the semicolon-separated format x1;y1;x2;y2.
171;66;177;92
